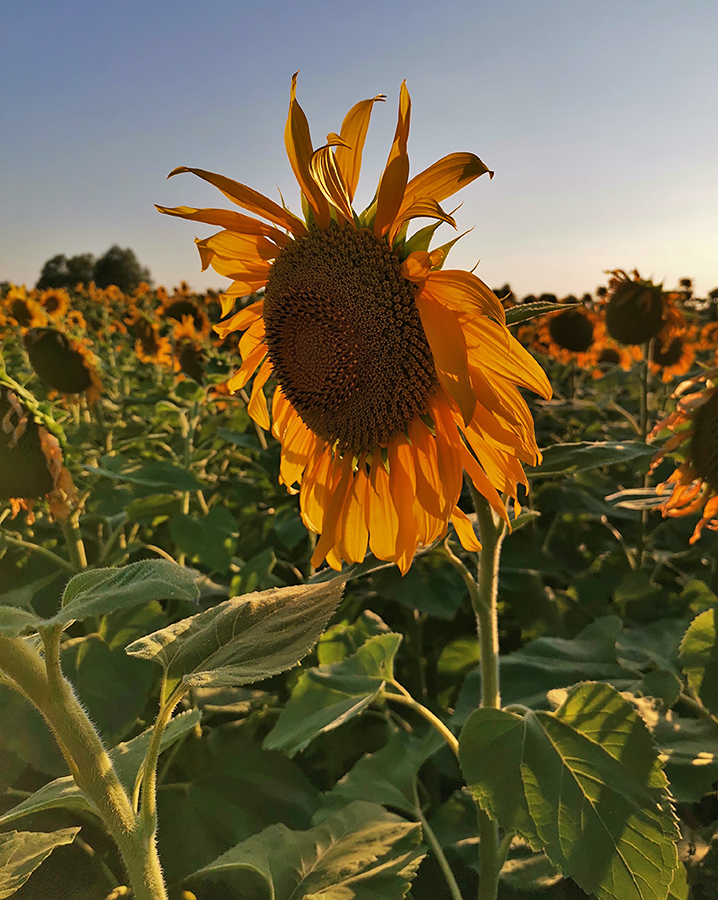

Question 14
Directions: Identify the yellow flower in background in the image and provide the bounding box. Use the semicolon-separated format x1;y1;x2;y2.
651;365;718;542
159;76;551;572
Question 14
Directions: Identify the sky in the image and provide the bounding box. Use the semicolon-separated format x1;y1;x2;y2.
2;0;717;299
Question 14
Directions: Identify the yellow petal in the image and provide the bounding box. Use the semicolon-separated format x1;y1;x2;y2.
201;230;282;262
337;463;370;564
399;152;493;215
213;298;264;337
388;198;456;246
335;95;386;201
238;317;266;361
311;456;354;568
247;360;272;430
309;144;355;222
368;454;400;562
167;166;306;236
408;416;449;525
422;270;506;326
374;82;411;238
459;444;508;521
427;392;464;506
226;342;267;392
450;506;482;552
284;73;330;229
388;437;419;574
155;205;290;245
416;296;476;426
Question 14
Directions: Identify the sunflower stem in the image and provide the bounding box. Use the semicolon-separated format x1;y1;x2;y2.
0;630;169;900
383;686;459;758
467;483;508;900
418;807;466;900
638;343;652;566
62;507;88;570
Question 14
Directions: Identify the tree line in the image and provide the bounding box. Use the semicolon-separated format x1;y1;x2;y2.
36;245;152;292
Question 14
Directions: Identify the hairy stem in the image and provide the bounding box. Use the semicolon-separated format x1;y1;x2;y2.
418;807;465;900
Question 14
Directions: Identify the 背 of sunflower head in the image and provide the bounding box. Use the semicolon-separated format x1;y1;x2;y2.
158;75;552;573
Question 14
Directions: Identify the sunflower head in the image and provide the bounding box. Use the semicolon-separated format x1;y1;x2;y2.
604;269;666;345
173;315;206;383
160;76;552;572
39;288;71;319
0;385;75;521
651;367;718;542
24;327;102;402
547;307;595;353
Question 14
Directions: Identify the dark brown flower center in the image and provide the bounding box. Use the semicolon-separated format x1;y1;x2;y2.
651;337;684;368
605;282;664;345
691;388;718;492
263;227;436;454
548;308;594;353
24;328;93;394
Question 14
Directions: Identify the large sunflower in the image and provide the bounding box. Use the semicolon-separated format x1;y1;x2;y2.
159;76;551;572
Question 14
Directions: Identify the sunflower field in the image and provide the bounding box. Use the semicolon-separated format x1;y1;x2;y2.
2;81;718;900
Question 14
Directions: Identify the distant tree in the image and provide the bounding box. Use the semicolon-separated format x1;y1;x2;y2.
37;253;96;289
92;245;152;292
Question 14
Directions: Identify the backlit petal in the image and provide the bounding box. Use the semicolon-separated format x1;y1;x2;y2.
374;82;411;238
284;73;331;229
399;152;493;214
335;95;386;201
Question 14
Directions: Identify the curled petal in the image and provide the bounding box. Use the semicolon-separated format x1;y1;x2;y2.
335;95;386;201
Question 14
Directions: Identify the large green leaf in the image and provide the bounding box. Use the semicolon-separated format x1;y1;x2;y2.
679;607;718;717
0;827;80;898
184;800;425;900
526;441;656;479
263;633;402;757
654;714;718;802
459;683;679;900
55;559;200;624
126;580;345;699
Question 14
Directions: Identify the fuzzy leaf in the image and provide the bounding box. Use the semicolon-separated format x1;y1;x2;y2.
527;441;656;479
679;608;718;717
0;827;80;898
264;633;402;757
126;580;344;699
460;683;679;900
184;800;424;900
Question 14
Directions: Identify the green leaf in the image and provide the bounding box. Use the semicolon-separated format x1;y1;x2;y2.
506;301;574;326
460;683;679;900
635;669;682;708
680;608;718;716
455;615;630;719
0;827;80;898
316;611;392;665
264;633;402;757
83;459;203;491
319;729;445;819
126;580;345;699
526;441;656;479
0;709;202;827
168;506;238;573
184;800;425;900
0;606;42;637
616;619;686;675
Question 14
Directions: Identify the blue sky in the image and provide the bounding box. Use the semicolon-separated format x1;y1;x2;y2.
3;0;717;297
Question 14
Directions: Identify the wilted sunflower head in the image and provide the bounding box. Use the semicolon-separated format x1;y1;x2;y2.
651;367;718;542
604;269;666;345
547;307;595;354
159;75;552;572
24;327;102;403
0;386;75;520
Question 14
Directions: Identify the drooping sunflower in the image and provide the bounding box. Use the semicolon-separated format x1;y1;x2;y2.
650;365;718;542
159;76;552;572
604;269;683;348
537;303;599;367
0;384;76;522
24;327;102;405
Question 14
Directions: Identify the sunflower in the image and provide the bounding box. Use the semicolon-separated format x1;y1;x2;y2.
648;329;697;383
129;314;173;367
38;287;71;320
650;365;718;542
604;269;683;348
173;315;206;384
537;304;599;367
3;285;47;330
0;385;76;522
24;327;102;405
159;76;551;572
